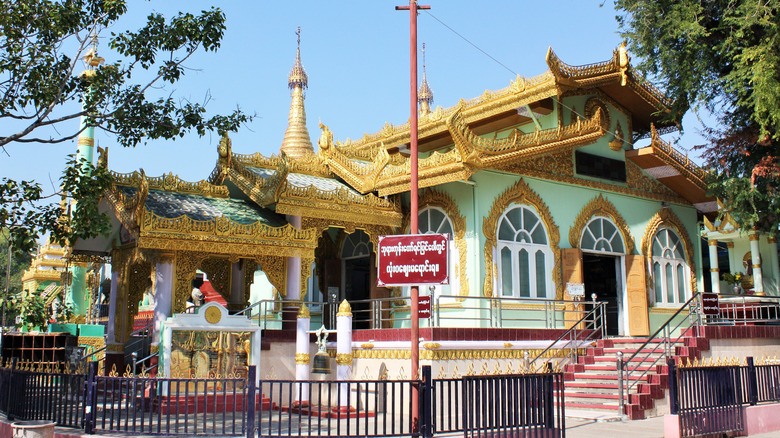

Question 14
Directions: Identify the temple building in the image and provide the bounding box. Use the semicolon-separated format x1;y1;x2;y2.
66;36;778;382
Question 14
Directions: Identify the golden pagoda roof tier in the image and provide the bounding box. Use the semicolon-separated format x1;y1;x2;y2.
213;144;402;228
111;170;229;198
546;46;675;134
102;170;317;258
330;46;673;157
21;268;63;283
318;105;606;196
625;125;715;217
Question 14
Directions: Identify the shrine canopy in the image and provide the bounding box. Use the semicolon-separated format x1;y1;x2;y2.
72;166;317;260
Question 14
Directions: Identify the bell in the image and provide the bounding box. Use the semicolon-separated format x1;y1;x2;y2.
311;350;331;375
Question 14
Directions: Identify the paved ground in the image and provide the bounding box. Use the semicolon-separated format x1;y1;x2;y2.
7;411;780;438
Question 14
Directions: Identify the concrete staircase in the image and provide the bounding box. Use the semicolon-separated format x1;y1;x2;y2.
562;331;710;419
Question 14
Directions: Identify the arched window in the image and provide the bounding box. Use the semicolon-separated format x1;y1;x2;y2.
651;227;688;304
405;207;457;300
580;217;625;254
342;231;371;260
497;205;553;298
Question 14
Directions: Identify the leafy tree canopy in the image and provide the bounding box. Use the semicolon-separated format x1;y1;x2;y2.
1;0;249;147
614;0;780;232
0;0;251;252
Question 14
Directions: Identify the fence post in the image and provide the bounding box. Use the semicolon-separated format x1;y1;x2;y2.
420;365;433;438
617;351;624;416
246;365;256;438
83;361;98;434
668;359;679;415
6;357;16;421
746;356;758;406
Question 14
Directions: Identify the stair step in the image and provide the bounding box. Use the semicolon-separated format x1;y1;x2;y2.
563;392;620;400
562;401;620;411
565;382;618;390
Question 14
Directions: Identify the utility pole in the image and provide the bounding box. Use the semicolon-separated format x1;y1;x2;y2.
395;0;429;432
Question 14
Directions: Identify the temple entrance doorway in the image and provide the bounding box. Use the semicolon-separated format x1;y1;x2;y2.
583;253;622;336
341;230;372;329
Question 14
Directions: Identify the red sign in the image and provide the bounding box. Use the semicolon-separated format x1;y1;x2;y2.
418;296;431;319
376;234;449;287
701;293;719;315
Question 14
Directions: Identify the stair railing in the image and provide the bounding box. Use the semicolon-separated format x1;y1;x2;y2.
617;292;702;414
527;301;607;371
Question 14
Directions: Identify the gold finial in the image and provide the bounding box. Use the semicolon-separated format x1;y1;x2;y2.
297;304;310;319
288;26;308;90
337;299;352;317
418;42;434;114
281;26;314;159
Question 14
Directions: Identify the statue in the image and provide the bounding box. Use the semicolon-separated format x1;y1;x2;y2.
318;122;333;151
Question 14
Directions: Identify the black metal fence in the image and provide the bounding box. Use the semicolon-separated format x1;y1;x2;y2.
0;362;565;438
258;377;418;438
0;359;86;428
669;357;780;438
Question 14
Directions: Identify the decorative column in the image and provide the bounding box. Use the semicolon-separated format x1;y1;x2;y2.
283;215;302;329
749;232;764;295
152;256;174;345
105;257;127;374
708;239;721;294
768;236;779;294
335;300;353;413
726;241;735;272
294;304;311;408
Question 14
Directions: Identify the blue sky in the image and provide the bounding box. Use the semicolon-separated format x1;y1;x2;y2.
2;1;709;193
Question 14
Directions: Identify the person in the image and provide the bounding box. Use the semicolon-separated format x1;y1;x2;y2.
191;277;205;307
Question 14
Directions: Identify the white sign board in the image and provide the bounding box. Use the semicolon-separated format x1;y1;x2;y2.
566;282;585;297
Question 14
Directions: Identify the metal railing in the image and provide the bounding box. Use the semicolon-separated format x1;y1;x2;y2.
705;294;780;325
526;301;606;372
0;359;87;428
246;295;607;332
618;292;701;414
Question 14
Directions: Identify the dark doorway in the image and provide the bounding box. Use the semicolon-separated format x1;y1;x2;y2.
344;257;371;329
583;253;620;336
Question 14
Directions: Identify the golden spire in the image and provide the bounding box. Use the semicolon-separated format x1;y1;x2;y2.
281;27;314;159
418;43;434;115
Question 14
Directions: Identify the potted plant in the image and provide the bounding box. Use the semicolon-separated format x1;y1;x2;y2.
722;272;744;294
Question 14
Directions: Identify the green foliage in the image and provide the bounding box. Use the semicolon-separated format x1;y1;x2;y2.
0;0;251;247
614;0;780;232
0;0;249;147
17;293;49;332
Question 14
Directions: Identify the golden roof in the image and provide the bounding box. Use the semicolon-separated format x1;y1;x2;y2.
327;46;673;157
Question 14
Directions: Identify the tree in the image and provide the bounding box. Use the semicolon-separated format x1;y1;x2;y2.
1;0;248;148
0;0;250;252
614;0;780;232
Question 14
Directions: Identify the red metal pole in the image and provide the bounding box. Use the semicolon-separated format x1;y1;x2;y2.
395;1;429;432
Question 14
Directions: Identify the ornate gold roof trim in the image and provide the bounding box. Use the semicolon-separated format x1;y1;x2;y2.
641;207;697;293
31;258;66;269
568;194;636;254
647;124;708;190
340;72;558;153
111;170;228;198
105;172;148;238
137;211;317;258
545;46;672;109
276;192;402;229
482;179;561;299
447;105;606;167
21;269;63;283
375;150;474;197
